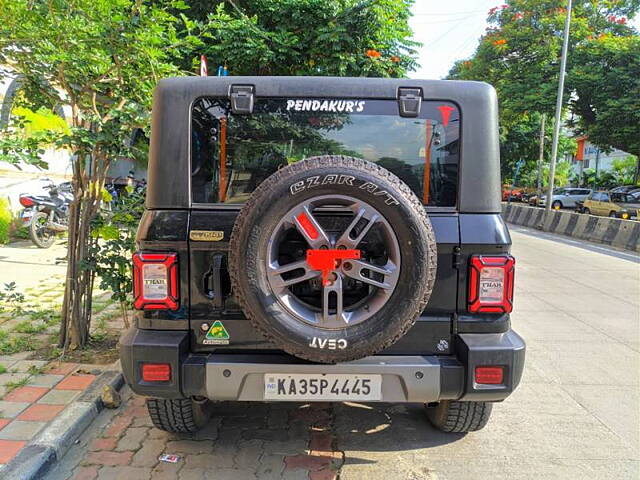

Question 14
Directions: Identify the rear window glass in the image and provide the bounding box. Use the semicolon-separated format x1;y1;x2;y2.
191;98;460;206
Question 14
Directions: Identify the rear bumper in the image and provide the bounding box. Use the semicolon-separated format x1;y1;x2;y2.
120;328;525;403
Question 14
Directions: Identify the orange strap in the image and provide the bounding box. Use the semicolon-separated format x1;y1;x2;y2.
219;117;227;202
423;121;432;205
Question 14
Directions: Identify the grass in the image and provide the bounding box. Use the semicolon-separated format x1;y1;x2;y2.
14;320;48;334
27;364;46;376
0;364;6;374
0;331;38;355
4;376;30;395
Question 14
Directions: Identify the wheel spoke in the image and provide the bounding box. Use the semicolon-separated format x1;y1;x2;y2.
337;206;379;248
291;205;330;248
322;275;343;324
268;260;320;289
342;259;397;290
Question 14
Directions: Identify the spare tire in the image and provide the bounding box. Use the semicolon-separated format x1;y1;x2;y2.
229;156;436;363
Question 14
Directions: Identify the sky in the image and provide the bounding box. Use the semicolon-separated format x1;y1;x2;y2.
409;0;640;80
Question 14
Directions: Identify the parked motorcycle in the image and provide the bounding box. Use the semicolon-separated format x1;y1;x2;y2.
19;182;72;248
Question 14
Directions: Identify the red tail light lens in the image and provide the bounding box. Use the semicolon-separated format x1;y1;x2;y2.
19;196;35;207
141;363;171;382
468;255;515;313
133;253;179;310
475;366;504;385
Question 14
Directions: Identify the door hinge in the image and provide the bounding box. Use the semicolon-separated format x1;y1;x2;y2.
229;85;254;114
397;87;422;117
452;246;461;269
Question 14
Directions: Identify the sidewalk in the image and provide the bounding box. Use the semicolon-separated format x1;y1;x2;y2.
0;239;126;476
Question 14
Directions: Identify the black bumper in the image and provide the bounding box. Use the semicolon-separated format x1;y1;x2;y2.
120;327;525;403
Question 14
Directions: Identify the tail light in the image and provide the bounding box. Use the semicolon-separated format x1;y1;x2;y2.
133;253;179;310
468;255;515;313
19;196;35;207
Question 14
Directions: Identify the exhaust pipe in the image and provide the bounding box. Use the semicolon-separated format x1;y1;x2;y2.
48;222;68;232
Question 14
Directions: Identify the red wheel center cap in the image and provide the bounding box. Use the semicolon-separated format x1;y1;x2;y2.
306;249;361;286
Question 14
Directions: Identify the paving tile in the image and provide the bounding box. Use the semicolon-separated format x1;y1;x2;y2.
37;389;79;405
0;418;10;431
17;403;65;422
0;400;30;418
56;374;96;391
0;439;26;463
84;450;134;466
3;386;49;403
29;374;65;388
46;362;78;376
0;372;30;385
12;360;49;373
70;465;99;480
0;419;46;440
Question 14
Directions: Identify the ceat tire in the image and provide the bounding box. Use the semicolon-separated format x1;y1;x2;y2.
229;156;437;363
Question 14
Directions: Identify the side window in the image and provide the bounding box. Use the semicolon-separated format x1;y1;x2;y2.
590;193;600;201
601;193;610;202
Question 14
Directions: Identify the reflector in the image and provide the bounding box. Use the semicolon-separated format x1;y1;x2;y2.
142;363;171;382
475;366;504;385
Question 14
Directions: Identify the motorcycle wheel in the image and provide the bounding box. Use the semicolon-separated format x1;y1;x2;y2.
30;212;56;248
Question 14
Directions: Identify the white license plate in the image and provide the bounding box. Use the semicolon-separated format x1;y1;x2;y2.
264;373;382;401
21;210;33;219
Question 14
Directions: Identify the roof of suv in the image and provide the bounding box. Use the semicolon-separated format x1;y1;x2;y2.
146;76;502;213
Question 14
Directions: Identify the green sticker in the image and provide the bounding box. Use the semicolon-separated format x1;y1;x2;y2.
203;321;230;345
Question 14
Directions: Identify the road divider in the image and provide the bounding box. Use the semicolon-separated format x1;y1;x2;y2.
502;203;640;253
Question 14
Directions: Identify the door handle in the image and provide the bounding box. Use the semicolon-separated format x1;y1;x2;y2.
203;254;225;309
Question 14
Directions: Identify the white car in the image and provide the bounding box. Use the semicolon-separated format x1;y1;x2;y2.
539;188;592;209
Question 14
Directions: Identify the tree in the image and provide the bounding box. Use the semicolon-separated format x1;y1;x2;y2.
0;0;185;349
569;35;640;182
448;0;639;182
184;0;418;77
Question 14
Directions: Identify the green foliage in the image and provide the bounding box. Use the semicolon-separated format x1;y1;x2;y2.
0;364;6;374
12;107;71;137
0;197;11;245
0;282;25;313
449;1;640;183
183;0;418;77
569;35;640;162
89;186;146;307
611;156;640;185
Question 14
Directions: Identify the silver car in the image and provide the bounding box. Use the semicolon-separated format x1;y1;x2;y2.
539;188;592;209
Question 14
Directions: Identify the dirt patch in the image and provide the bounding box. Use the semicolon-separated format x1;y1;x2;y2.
33;332;120;365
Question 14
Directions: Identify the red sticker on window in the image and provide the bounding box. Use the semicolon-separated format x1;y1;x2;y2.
437;105;455;127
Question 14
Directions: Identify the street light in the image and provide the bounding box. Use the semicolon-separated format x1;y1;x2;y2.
545;0;573;212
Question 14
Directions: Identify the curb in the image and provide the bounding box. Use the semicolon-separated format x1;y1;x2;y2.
501;203;640;252
1;369;124;480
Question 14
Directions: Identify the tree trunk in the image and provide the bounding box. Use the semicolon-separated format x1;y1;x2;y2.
634;153;640;185
59;145;110;351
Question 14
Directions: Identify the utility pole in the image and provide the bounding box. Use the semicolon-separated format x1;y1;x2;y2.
545;0;572;212
536;113;546;206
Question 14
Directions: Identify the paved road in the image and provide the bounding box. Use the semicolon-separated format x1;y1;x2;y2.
44;228;639;480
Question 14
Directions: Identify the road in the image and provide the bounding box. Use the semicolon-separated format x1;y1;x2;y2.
44;228;639;480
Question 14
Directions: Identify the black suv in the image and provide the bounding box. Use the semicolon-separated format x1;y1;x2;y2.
121;77;525;434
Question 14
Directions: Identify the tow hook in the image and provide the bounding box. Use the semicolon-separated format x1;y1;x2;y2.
306;249;361;286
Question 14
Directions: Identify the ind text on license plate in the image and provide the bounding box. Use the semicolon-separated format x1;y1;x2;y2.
264;373;382;401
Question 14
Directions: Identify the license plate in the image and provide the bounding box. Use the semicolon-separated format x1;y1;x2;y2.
21;210;33;219
264;373;382;401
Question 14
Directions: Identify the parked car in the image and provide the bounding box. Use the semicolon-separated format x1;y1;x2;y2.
582;191;640;220
538;187;592;209
502;187;523;202
610;185;639;194
120;77;525;435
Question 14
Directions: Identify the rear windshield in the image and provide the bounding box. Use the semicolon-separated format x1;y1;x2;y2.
191;98;460;206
